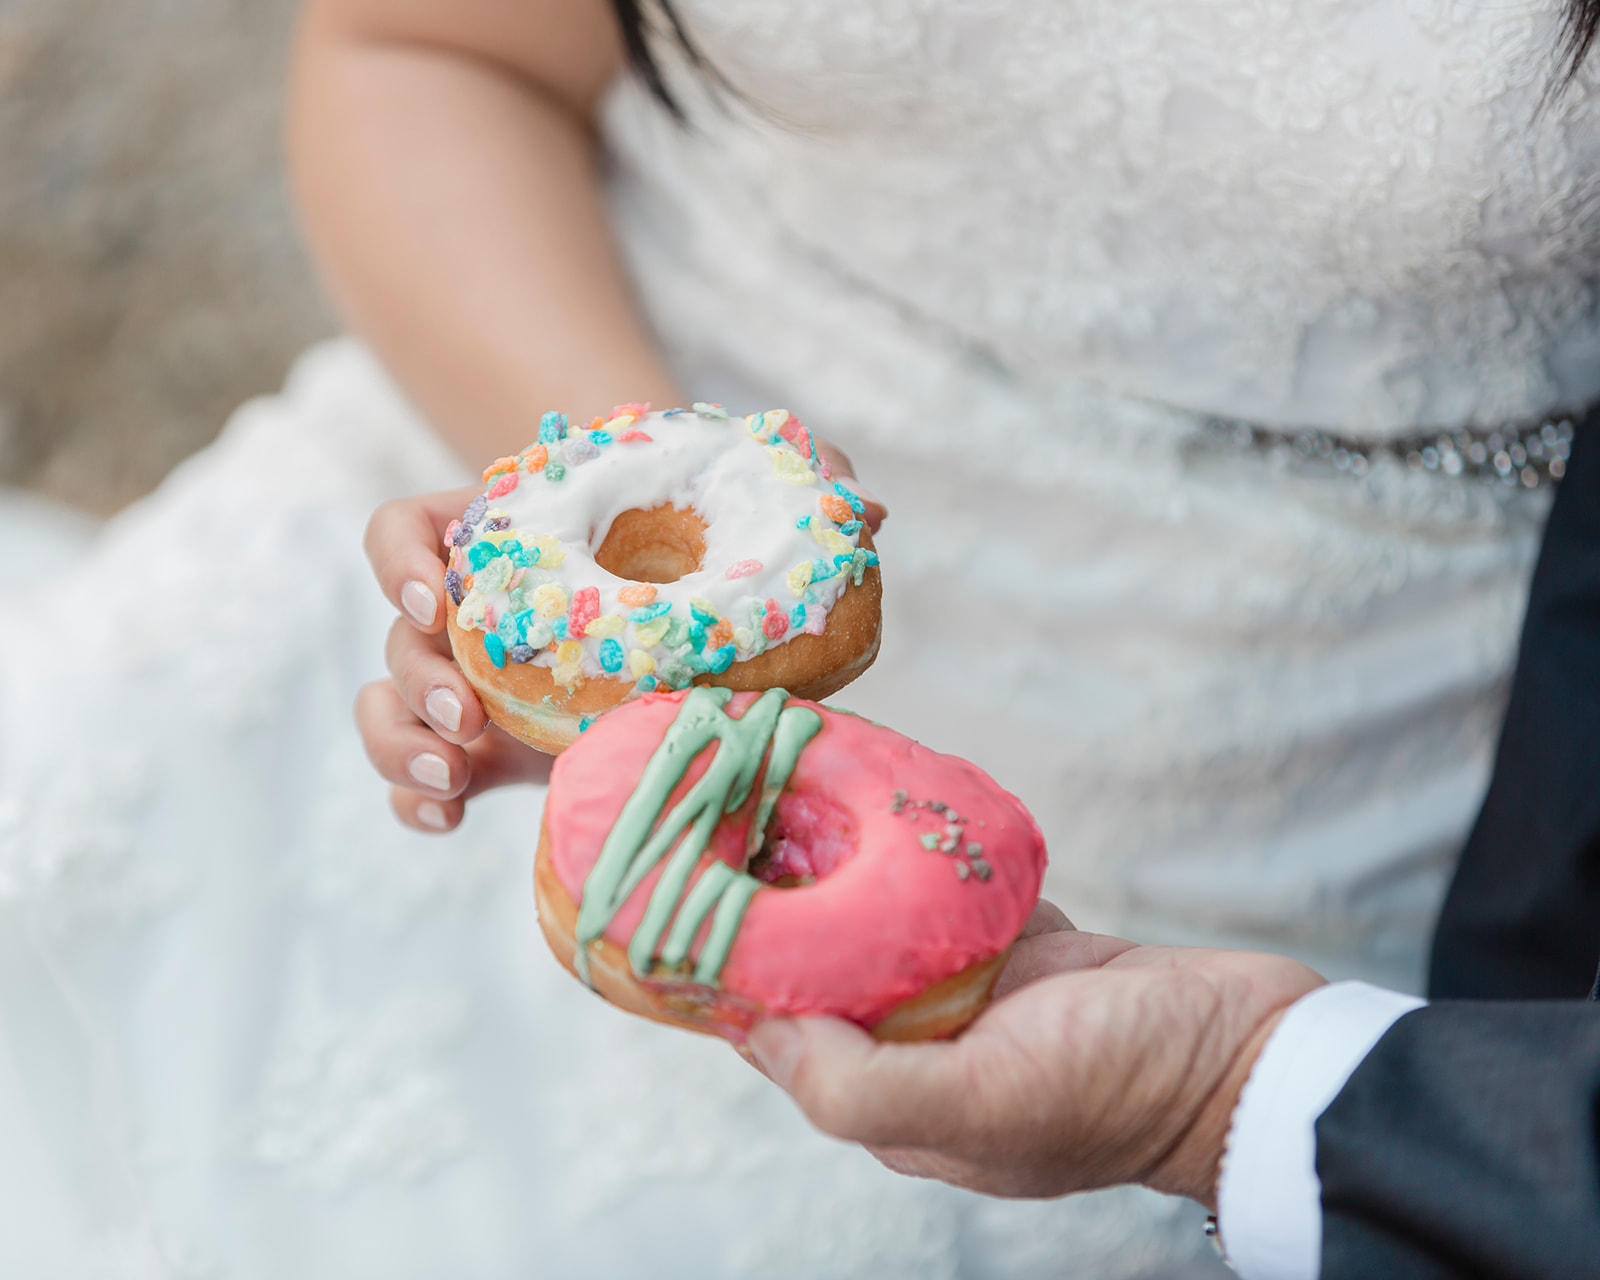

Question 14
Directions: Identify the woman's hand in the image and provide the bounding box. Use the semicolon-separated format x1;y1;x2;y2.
356;451;884;832
747;903;1324;1209
357;484;551;832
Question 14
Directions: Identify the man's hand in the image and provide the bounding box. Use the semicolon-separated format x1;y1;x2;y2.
748;903;1324;1208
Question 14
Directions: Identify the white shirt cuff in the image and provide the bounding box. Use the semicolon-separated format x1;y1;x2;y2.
1216;980;1426;1280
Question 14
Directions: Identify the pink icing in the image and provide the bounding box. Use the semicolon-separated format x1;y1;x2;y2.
545;692;1047;1026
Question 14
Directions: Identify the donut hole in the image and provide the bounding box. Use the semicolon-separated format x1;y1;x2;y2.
747;790;857;888
594;505;706;584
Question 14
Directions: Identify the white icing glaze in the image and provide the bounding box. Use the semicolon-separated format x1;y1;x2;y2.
445;406;877;699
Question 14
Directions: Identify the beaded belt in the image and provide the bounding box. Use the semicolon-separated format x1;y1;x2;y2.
1197;412;1578;489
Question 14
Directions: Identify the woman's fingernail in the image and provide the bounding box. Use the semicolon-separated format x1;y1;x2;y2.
748;1020;803;1090
835;476;885;508
401;580;438;627
408;752;450;792
424;687;463;733
415;800;450;831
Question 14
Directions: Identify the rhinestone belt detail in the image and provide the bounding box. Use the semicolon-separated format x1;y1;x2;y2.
1198;413;1577;489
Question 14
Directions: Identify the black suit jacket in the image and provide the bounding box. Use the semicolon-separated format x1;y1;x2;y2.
1313;420;1600;1278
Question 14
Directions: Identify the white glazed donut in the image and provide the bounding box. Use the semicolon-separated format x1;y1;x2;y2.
443;403;882;752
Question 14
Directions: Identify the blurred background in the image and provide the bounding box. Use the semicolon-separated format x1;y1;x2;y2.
0;0;332;516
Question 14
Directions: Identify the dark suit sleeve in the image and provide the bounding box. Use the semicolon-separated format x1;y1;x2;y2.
1429;419;1600;999
1315;1001;1600;1279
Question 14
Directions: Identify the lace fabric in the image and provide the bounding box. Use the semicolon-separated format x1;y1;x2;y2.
616;0;1600;433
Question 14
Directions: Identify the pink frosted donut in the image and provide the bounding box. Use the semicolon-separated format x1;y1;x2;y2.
533;687;1047;1041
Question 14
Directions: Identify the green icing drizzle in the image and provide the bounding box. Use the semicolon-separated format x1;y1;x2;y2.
573;687;823;987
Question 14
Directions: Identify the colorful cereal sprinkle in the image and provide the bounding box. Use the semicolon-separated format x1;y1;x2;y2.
767;448;816;485
634;616;671;648
538;412;568;444
567;585;601;638
527;534;565;568
553;661;583;689
599;638;624;673
524;617;554;648
563;435;600;466
725;559;762;579
483;633;507;669
617;583;658;606
820;494;855;524
848;548;880;585
533;583;569;618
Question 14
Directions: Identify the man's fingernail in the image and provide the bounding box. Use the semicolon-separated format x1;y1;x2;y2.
408;752;450;791
424;687;463;733
401;580;438;627
748;1020;803;1090
415;800;450;831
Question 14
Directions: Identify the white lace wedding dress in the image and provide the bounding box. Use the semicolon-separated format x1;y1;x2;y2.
5;2;1599;1276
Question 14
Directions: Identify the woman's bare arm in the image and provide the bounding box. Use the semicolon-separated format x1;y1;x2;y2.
289;0;683;463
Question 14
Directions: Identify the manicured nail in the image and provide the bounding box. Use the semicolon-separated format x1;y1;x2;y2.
835;476;885;509
748;1020;803;1090
408;752;450;792
424;686;463;733
415;800;449;831
401;580;437;627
